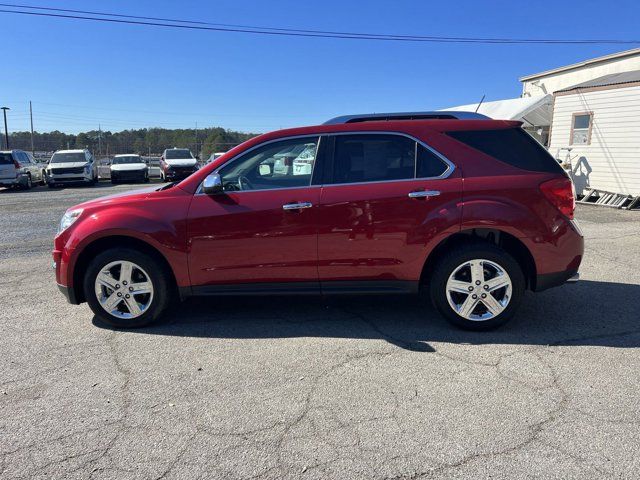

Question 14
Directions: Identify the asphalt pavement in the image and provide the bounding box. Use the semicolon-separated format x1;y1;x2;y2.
1;182;639;479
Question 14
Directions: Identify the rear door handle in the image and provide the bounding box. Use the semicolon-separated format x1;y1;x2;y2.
282;202;313;210
408;190;440;199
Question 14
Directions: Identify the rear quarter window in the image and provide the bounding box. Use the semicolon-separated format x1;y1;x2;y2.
447;128;563;173
0;153;14;165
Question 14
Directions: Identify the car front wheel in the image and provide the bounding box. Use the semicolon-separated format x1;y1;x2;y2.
83;248;173;328
429;243;525;330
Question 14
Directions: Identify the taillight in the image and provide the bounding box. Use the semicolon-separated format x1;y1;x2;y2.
13;158;21;169
539;177;575;220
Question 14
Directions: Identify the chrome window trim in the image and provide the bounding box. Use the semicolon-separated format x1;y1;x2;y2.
196;131;455;194
325;131;455;182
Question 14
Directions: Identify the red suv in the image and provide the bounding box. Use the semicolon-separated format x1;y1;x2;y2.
53;112;583;330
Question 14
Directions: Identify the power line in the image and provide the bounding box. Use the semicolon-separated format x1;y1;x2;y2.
1;4;639;44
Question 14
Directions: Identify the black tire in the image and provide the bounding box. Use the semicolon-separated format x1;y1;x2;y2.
47;182;56;188
429;242;525;331
23;174;32;190
83;247;173;328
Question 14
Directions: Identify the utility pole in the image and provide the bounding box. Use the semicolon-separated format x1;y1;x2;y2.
1;107;10;149
194;122;198;159
29;101;35;156
98;124;102;156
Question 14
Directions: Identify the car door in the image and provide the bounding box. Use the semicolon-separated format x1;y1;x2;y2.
317;133;462;291
21;152;37;181
187;135;325;290
24;152;40;181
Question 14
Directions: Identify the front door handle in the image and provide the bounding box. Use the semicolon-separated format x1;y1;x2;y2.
282;202;313;210
408;190;440;199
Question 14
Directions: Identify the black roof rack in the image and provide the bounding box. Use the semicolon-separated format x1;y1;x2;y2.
323;111;490;125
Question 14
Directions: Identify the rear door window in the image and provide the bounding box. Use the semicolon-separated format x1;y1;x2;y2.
329;134;416;184
447;128;563;173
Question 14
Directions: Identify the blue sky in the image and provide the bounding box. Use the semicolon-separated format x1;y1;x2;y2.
3;0;640;134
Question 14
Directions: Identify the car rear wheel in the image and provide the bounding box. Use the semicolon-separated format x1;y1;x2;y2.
83;248;172;328
24;174;32;190
429;243;525;330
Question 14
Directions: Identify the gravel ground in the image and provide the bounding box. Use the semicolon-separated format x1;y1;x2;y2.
1;182;639;479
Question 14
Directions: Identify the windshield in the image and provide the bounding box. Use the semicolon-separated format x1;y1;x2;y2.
51;152;86;163
112;156;143;164
165;149;193;160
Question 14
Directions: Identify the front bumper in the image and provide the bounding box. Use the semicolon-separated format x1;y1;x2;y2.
111;170;147;181
48;174;93;184
164;169;196;180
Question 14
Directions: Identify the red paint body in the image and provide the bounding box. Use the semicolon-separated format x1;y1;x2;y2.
53;120;584;300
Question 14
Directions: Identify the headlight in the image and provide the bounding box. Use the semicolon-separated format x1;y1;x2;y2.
59;208;84;233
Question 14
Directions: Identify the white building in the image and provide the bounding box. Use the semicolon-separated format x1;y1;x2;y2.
447;48;640;196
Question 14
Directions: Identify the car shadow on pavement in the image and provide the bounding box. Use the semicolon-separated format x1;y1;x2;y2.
93;280;640;352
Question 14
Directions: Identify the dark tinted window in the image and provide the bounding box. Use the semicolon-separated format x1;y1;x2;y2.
165;149;193;160
0;153;13;165
112;156;143;164
50;152;86;163
330;134;415;184
447;128;563;173
417;144;448;178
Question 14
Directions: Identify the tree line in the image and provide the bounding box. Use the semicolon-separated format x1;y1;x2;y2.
7;127;259;158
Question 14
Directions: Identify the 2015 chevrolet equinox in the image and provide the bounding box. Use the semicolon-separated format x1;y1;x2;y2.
53;112;583;330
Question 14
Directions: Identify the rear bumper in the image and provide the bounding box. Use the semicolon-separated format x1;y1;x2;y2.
534;270;579;292
57;283;80;304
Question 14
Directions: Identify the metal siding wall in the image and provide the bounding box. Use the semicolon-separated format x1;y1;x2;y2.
549;85;640;196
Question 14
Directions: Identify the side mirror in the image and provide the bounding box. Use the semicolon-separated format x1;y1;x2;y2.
202;173;224;195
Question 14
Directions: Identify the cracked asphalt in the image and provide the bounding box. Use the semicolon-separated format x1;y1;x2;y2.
1;182;640;479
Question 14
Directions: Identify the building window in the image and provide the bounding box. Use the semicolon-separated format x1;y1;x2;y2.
570;112;593;145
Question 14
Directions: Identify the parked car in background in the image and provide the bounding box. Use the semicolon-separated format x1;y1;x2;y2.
159;148;198;182
53;111;583;331
47;149;97;188
110;154;149;184
0;150;46;189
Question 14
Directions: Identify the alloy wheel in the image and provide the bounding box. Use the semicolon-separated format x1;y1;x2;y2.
94;260;154;319
445;259;512;321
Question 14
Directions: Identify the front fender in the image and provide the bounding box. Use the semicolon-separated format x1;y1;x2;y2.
55;193;192;289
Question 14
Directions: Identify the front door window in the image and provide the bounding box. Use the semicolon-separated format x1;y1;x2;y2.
218;137;319;191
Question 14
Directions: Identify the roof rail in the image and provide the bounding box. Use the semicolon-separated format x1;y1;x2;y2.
323;111;490;125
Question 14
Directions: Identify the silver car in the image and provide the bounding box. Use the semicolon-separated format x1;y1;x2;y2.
0;150;46;190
